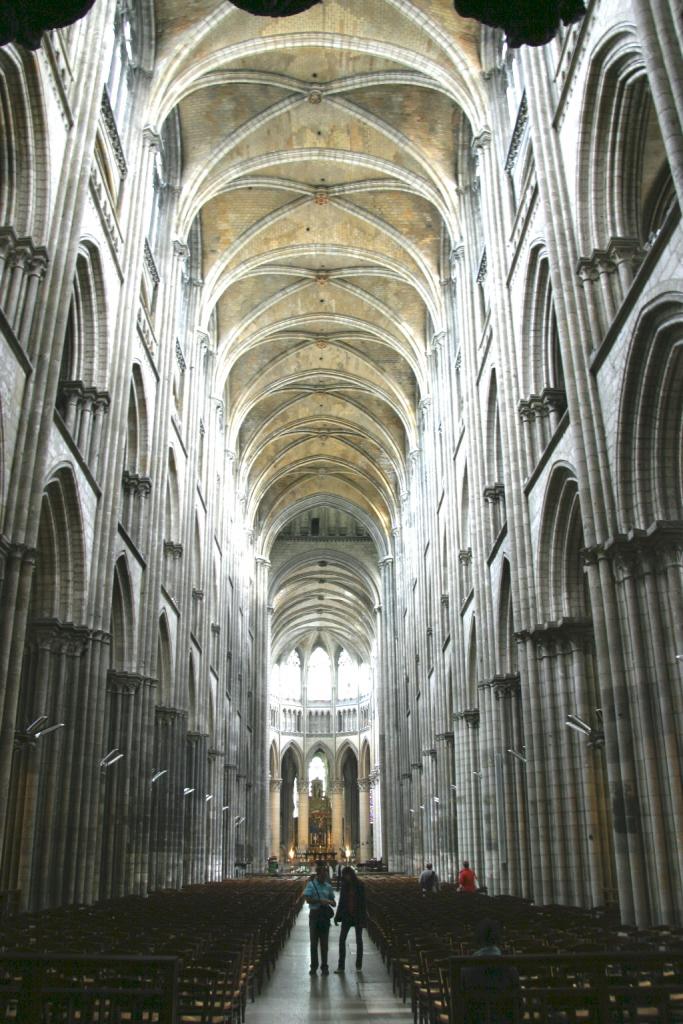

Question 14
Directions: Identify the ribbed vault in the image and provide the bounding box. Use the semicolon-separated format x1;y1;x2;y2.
151;0;483;656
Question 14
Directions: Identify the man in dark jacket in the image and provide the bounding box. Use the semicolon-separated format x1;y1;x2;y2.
333;866;367;972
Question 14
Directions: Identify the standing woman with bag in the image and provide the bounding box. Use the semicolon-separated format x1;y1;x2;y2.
334;866;367;973
304;861;336;975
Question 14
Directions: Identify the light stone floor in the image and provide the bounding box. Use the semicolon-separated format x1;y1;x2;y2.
245;906;414;1023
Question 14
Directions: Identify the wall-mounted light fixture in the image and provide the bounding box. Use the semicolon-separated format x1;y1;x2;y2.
100;748;124;770
565;713;591;736
15;716;65;749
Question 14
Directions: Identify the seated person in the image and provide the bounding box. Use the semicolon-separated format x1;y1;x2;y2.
459;919;520;1024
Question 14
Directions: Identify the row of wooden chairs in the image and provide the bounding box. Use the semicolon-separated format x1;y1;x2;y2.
0;878;304;1023
363;877;683;1024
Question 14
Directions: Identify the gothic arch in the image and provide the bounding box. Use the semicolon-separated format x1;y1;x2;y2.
280;740;304;780
466;617;478;707
485;370;504;486
577;27;677;255
269;740;279;778
0;47;49;242
460;464;470;549
110;555;135;671
306;741;335;776
521;244;565;407
58;243;110;397
496;558;516;674
165;448;181;540
188;653;198;728
536;464;588;620
157;612;173;705
126;364;150;476
335;739;359;779
32;466;87;624
617;295;683;528
359;739;371;778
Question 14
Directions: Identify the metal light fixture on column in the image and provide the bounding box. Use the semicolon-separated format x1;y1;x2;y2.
100;748;124;770
565;713;591;736
15;716;65;748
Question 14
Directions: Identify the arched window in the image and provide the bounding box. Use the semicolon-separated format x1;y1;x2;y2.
105;0;139;128
337;649;357;699
307;646;331;701
308;754;327;795
358;662;371;698
280;650;301;700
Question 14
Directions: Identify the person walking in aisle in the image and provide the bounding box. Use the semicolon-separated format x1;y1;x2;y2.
419;862;440;895
457;860;478;893
333;865;367;973
304;862;336;975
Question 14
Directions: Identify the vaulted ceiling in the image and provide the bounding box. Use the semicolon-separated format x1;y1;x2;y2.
151;0;486;660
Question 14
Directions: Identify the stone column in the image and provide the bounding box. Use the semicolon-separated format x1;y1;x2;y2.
330;781;344;857
377;556;398;866
270;778;281;857
358;777;371;861
297;780;309;854
252;556;271;871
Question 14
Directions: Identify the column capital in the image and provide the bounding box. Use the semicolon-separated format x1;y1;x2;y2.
471;126;492;152
142;125;162;151
431;331;447;353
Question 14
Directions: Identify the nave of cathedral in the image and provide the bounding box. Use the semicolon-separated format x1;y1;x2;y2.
0;0;682;943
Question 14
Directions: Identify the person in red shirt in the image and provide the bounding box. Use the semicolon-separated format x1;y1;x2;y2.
458;860;478;892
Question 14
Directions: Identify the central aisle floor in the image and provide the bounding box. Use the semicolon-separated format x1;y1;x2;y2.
245;905;414;1023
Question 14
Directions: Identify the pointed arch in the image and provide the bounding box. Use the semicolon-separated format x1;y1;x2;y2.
496;558;516;675
280;740;304;780
359;739;371;778
110;555;135;671
577;26;678;256
165;448;181;540
157;612;174;705
32;467;87;624
537;465;589;620
306;644;332;701
269;740;279;777
126;364;150;476
485;370;503;486
466;617;478;707
336;739;359;777
617;295;683;528
188;653;198;728
0;47;49;242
